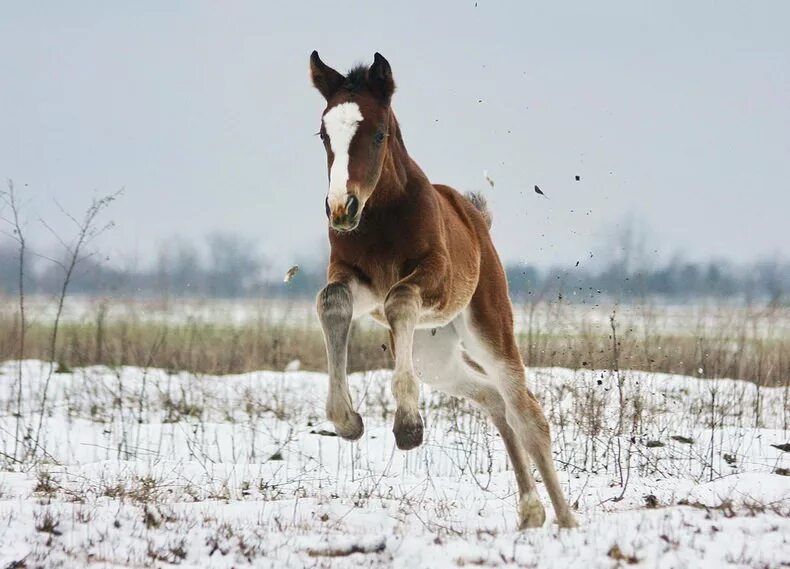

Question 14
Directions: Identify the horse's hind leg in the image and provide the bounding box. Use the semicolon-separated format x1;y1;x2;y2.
457;309;578;528
413;324;545;528
468;385;546;528
500;366;576;528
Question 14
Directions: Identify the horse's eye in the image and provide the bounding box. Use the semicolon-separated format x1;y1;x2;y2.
318;132;325;141
374;131;386;145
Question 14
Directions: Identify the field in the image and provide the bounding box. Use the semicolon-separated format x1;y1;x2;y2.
1;297;789;568
1;362;789;567
1;296;788;385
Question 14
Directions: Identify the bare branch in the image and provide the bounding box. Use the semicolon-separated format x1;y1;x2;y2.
1;180;28;461
38;217;73;254
31;189;121;460
29;251;68;272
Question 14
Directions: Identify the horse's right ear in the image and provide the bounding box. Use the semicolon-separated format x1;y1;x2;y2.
367;52;395;103
310;51;344;100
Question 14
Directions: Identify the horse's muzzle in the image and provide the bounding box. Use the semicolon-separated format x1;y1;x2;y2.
327;195;360;232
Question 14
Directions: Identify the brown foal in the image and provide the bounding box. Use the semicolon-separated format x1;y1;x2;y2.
311;51;577;529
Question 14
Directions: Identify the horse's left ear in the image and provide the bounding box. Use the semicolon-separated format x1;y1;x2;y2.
368;52;395;103
310;50;345;100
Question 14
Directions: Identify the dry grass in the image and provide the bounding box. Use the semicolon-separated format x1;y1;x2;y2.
0;298;787;386
0;306;391;376
516;302;789;387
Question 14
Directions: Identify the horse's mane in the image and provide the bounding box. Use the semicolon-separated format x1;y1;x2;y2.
343;64;369;93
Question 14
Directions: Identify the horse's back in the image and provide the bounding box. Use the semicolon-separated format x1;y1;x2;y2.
417;183;482;323
432;183;515;351
431;183;501;276
432;184;490;238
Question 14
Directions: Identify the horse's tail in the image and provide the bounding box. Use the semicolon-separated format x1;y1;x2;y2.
465;191;492;229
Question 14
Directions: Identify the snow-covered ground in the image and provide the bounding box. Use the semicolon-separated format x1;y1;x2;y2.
1;361;788;568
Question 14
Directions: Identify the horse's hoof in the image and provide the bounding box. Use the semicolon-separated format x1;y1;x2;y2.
393;408;423;450
518;491;546;529
332;410;364;441
557;514;579;529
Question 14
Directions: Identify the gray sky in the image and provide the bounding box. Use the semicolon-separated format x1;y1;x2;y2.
1;1;788;274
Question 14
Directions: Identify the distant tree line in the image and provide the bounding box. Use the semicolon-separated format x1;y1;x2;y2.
0;233;326;300
505;257;789;305
0;234;787;304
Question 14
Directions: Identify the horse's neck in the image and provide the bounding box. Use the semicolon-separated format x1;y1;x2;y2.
368;113;428;207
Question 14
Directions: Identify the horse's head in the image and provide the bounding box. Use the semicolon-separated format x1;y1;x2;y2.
310;51;396;232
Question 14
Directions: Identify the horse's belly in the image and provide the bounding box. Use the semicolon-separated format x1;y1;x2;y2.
363;267;478;330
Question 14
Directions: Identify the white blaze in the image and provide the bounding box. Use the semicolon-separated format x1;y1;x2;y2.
323;102;363;209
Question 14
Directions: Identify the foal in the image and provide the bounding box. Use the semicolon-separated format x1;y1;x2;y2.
311;51;577;529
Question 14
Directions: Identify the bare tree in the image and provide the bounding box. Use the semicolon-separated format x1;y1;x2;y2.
0;180;29;462
30;191;121;459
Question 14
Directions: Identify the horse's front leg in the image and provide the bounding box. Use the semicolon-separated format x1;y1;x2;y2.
384;281;423;450
385;255;449;450
316;281;364;440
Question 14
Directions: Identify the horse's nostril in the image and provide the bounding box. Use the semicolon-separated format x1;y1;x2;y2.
346;195;359;219
325;197;330;218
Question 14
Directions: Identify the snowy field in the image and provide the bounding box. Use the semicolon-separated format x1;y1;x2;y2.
6;294;788;337
1;361;789;568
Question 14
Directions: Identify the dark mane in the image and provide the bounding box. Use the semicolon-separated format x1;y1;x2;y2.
343;64;369;93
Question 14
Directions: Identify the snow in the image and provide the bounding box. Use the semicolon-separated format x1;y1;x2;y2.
1;361;788;567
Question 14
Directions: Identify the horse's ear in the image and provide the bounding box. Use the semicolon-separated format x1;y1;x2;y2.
310;51;344;100
368;52;395;103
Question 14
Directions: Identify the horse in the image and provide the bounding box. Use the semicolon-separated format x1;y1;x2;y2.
310;51;577;529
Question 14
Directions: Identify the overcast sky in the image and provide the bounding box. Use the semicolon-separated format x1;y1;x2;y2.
1;1;788;274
